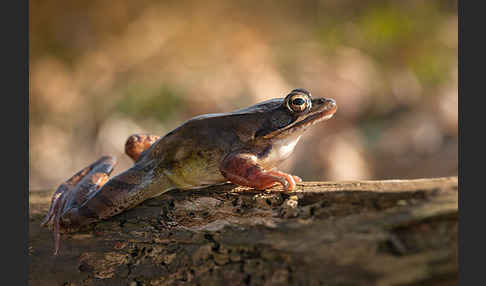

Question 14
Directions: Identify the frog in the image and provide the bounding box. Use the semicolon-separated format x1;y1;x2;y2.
41;88;337;255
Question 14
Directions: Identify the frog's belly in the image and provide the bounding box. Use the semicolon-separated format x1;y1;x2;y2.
163;155;226;189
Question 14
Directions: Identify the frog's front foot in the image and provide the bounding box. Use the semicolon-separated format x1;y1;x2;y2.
220;152;302;191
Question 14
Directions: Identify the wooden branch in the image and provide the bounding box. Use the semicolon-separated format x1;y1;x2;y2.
29;177;458;286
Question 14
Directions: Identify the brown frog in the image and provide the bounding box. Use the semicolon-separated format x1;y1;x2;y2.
41;88;337;255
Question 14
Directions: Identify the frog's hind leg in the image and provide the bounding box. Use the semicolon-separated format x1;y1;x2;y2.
125;134;160;162
41;155;117;255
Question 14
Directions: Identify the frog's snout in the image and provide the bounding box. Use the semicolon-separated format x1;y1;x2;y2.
315;98;337;111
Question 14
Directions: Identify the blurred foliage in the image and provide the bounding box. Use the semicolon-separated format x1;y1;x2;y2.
30;0;457;190
116;84;186;122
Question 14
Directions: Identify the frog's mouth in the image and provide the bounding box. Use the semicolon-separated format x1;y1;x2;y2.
263;98;337;139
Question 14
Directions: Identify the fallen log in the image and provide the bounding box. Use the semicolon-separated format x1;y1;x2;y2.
29;177;458;286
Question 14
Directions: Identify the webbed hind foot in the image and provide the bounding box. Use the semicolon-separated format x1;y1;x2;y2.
41;155;117;255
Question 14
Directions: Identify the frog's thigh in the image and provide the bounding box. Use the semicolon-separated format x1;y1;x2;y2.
220;152;297;191
125;134;161;162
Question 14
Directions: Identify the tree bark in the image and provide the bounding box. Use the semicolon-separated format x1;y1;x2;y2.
29;177;458;286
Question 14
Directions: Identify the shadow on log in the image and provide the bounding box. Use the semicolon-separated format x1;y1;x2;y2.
29;177;458;286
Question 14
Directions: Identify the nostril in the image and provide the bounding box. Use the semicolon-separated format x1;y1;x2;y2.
326;98;336;106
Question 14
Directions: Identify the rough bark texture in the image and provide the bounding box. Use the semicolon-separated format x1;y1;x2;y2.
29;177;458;286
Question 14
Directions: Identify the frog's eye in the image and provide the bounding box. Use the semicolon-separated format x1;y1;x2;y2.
286;94;311;113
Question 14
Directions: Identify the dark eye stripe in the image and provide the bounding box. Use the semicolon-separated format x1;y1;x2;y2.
292;98;305;105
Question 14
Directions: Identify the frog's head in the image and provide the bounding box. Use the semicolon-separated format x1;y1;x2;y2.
254;88;337;140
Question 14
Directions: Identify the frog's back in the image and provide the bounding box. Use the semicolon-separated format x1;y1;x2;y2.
163;111;267;154
170;97;282;150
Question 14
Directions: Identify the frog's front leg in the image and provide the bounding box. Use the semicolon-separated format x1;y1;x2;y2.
220;152;302;191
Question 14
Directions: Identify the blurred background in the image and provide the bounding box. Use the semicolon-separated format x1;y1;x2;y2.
29;0;458;191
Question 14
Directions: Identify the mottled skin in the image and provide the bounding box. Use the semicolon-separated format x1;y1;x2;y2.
42;88;337;255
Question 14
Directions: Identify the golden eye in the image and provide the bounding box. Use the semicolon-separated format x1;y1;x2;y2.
287;95;310;112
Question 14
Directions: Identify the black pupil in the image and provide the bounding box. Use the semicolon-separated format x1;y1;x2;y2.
292;98;305;106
